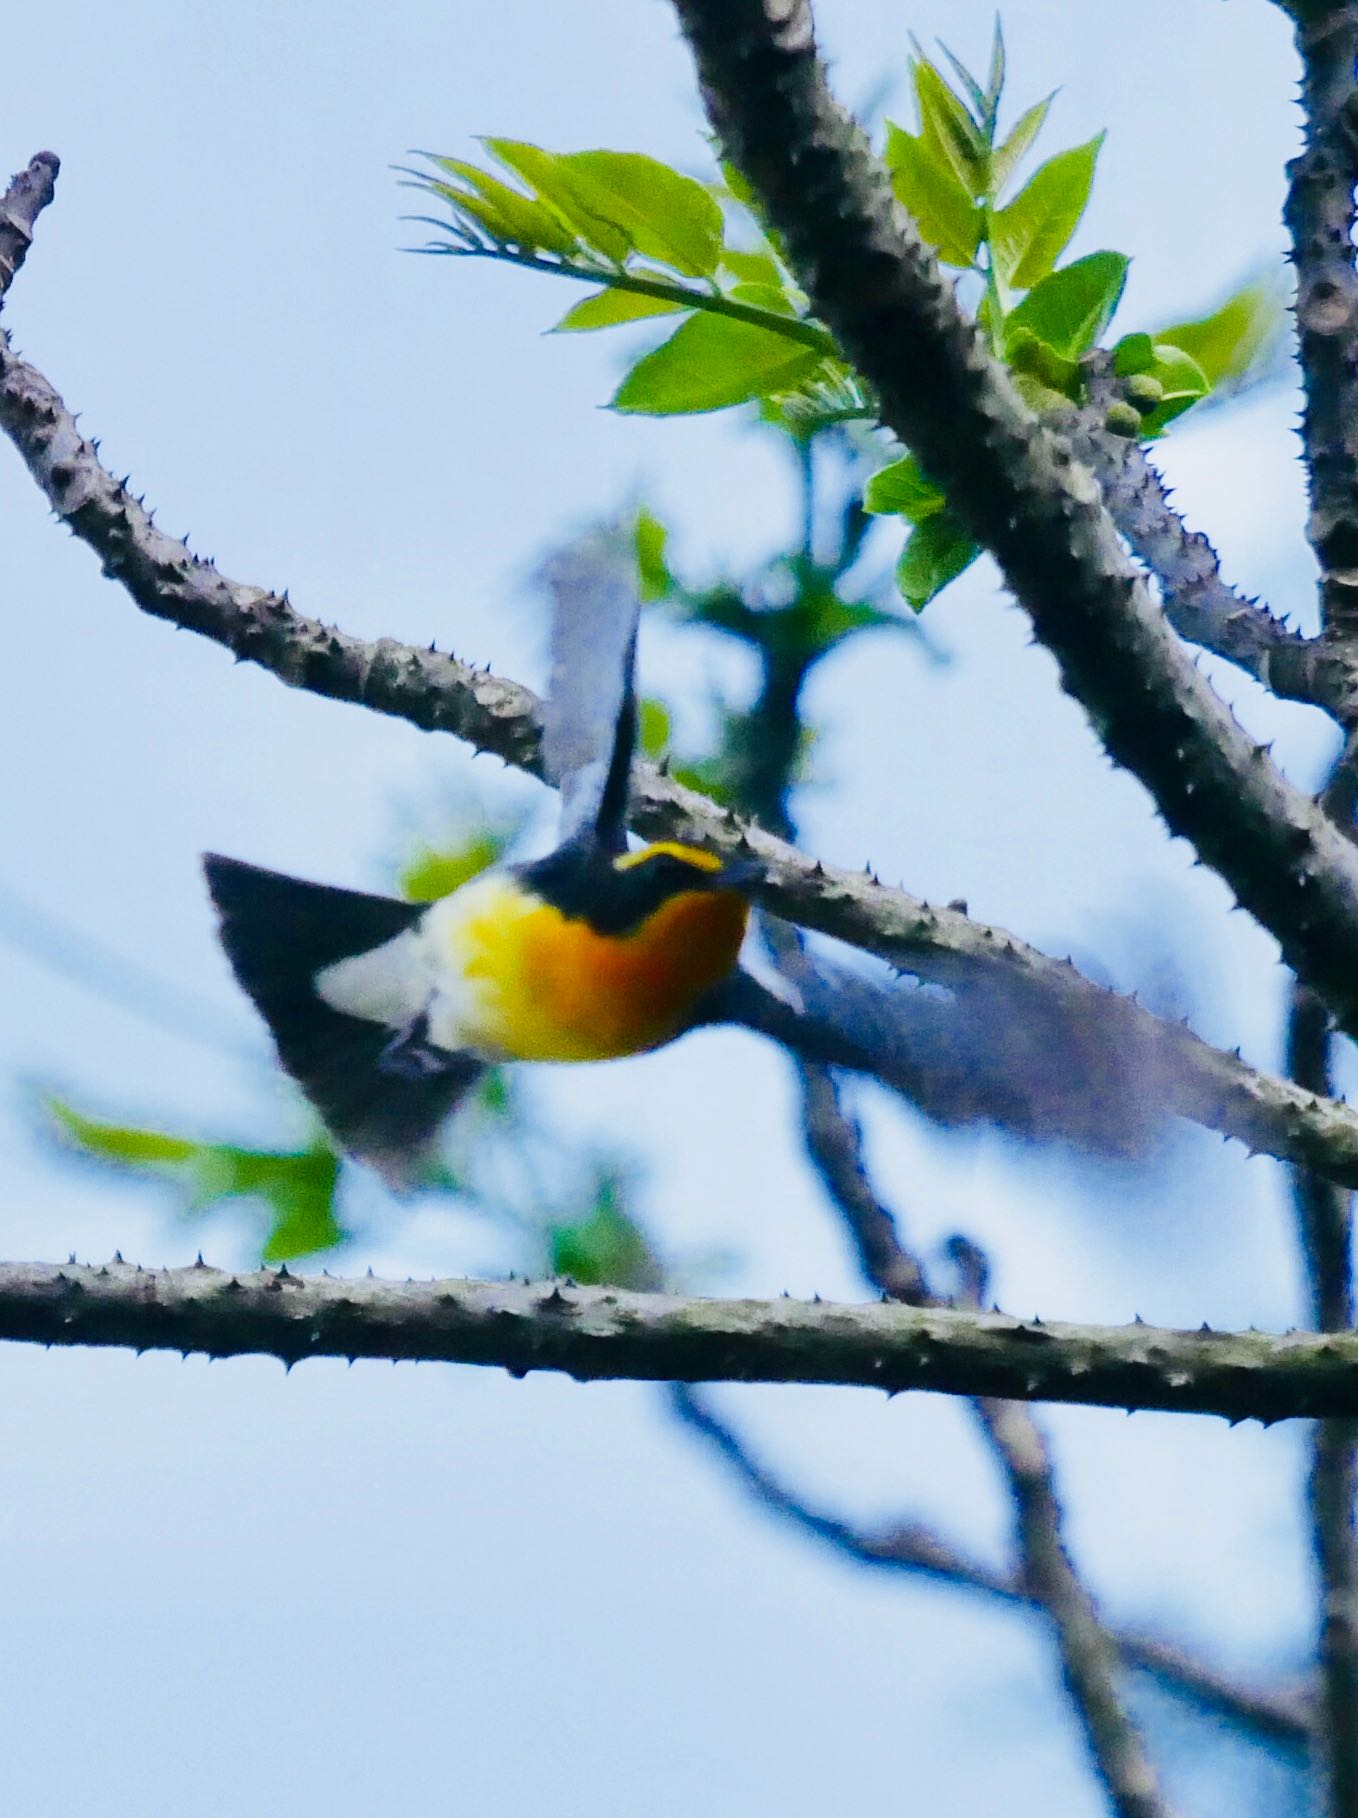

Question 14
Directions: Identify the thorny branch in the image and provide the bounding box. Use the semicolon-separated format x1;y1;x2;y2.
793;1057;1169;1814
1292;980;1358;1813
10;1256;1358;1420
1290;752;1358;1817
0;151;57;303
1281;1;1358;643
1270;0;1358;1711
665;0;1358;1044
4;162;1358;1190
1057;367;1358;717
671;1385;1314;1754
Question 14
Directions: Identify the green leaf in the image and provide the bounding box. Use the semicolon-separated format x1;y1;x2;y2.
637;695;673;757
728;280;799;318
426;156;581;255
800;591;907;649
483;139;632;262
610;312;821;415
884;124;983;267
49;1099;200;1166
634;507;672;601
553;150;724;277
990;95;1053;196
1004;251;1128;359
985;20;1007;131
896;512;979;609
1138;342;1210;436
1153;279;1282;389
755;357;871;433
991;135;1104;289
720;248;791;290
911;57;985;191
259;1180;345;1265
718;159;759;214
549;1178;659;1290
552;287;687;332
1004;327;1080;399
1112;331;1155;377
399;832;504;903
421;182;524;250
937;42;989;131
51;1096;346;1263
863;454;947;521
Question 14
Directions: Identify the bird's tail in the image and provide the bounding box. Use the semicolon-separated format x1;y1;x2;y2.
203;854;483;1183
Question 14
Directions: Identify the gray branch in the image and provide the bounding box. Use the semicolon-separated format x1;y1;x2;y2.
6;328;1358;1191
665;0;1358;1044
794;1064;1171;1815
8;1256;1358;1421
7;155;1358;1188
1057;371;1358;717
972;1394;1172;1817
1290;746;1358;1818
1281;2;1358;642
672;1384;1313;1752
0;150;57;303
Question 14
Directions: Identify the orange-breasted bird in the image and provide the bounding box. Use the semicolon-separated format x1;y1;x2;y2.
205;544;1176;1178
204;547;761;1182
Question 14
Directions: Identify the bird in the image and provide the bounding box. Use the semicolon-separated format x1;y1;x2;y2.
204;542;761;1183
206;538;1178;1183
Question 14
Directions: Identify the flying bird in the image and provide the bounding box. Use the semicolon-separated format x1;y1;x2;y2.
206;540;1178;1182
204;544;760;1182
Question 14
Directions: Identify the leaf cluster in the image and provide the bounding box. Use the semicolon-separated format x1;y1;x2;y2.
408;51;1277;614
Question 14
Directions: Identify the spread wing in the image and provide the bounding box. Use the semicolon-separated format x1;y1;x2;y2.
700;957;1175;1156
539;534;640;853
204;854;484;1185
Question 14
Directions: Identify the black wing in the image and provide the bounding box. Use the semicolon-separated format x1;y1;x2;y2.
539;534;640;854
204;854;484;1184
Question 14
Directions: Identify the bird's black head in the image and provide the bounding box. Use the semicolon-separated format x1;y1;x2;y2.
521;838;760;936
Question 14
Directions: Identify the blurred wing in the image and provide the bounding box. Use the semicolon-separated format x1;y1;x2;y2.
700;955;1176;1157
539;535;640;852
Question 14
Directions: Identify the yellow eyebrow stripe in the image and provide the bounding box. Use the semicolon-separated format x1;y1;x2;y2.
613;841;724;873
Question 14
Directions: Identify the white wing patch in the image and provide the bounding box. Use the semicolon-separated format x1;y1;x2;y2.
315;927;435;1028
314;872;518;1059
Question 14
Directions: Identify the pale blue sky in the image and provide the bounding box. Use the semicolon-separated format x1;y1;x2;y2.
0;2;1324;1812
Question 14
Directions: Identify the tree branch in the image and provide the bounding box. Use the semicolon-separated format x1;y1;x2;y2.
1292;981;1358;1814
752;480;1170;1810
971;1393;1173;1817
665;0;1358;1043
7;332;1358;1189
1290;733;1358;1817
795;1061;930;1303
1056;371;1358;717
8;154;1358;1188
1282;2;1358;641
794;1070;1171;1813
671;1383;1313;1753
0;150;58;303
6;1256;1358;1419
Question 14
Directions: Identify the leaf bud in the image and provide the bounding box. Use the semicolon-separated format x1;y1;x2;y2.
1103;400;1143;438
